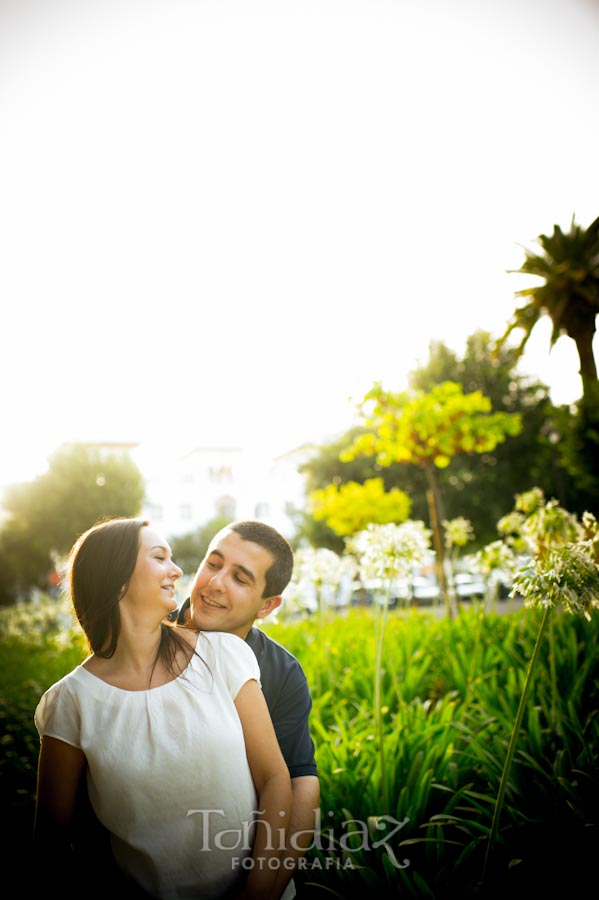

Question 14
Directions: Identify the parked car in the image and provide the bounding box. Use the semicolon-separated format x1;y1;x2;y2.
411;575;440;606
453;572;486;602
351;576;412;609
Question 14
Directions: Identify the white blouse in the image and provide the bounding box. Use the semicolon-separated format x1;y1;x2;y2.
35;630;262;899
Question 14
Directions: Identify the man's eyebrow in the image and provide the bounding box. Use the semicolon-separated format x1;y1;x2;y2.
207;549;224;561
207;550;255;584
233;564;256;584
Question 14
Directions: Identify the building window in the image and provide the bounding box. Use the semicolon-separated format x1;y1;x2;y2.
209;466;233;483
215;496;236;520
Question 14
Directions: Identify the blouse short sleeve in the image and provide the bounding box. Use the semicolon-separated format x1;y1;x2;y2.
207;632;261;700
34;675;82;749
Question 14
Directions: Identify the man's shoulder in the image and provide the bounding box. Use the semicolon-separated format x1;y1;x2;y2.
247;626;299;660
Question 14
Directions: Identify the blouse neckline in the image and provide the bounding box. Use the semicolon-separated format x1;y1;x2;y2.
77;631;203;694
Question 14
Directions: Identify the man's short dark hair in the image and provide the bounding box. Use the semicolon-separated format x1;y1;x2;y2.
229;520;294;598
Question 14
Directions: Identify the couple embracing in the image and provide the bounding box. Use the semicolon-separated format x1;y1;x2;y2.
34;518;319;900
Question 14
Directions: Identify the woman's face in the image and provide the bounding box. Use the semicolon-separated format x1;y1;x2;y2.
121;525;183;616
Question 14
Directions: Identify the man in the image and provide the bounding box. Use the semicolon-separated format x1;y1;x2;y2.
173;520;320;895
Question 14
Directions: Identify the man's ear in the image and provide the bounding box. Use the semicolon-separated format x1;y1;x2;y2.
255;595;282;621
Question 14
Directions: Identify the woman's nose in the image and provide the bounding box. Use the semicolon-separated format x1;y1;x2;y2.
171;562;184;579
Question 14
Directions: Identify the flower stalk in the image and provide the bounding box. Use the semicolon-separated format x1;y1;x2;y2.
482;603;551;879
347;521;431;812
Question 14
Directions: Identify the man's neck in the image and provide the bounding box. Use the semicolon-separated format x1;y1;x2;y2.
232;622;255;641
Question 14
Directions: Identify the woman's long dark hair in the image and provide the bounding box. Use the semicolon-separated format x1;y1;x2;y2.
69;517;195;678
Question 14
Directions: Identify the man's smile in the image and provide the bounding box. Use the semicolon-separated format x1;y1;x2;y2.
201;594;226;610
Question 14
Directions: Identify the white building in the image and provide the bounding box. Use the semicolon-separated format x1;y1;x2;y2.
138;444;315;541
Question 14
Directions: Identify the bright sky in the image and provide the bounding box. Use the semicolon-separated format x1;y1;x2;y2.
1;0;598;491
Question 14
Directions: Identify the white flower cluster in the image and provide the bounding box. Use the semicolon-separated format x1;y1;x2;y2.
293;546;352;589
443;517;474;550
346;521;432;584
581;511;599;564
284;546;358;613
520;499;580;556
511;543;599;619
469;540;516;575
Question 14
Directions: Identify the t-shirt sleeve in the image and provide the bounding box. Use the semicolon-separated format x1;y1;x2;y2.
34;678;82;749
214;632;262;699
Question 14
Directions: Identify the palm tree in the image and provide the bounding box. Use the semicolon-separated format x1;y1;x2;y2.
498;214;599;404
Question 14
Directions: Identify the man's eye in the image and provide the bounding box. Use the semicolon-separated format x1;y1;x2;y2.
234;574;247;585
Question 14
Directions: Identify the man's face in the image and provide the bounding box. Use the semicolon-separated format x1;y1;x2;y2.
189;528;281;638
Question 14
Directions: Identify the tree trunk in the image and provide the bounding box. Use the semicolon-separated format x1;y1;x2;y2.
573;326;598;390
423;463;452;618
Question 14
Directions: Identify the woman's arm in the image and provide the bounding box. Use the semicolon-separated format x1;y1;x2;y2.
234;679;293;900
33;735;87;865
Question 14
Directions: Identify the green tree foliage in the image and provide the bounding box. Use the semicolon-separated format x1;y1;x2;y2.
309;477;412;537
168;515;232;577
0;443;144;605
293;429;424;552
0;526;52;607
342;381;521;469
297;331;595;548
556;400;599;515
341;381;521;615
498;214;599;400
411;330;573;539
497;215;599;512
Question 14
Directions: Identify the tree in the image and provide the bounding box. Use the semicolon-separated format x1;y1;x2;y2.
411;330;573;539
297;332;579;549
0;524;53;606
293;428;427;552
497;214;599;404
309;477;412;537
497;216;599;512
341;381;522;616
0;443;144;604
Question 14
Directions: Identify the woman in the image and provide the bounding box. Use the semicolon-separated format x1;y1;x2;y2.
33;517;292;900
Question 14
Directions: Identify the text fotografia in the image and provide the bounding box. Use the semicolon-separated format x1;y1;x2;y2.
186;808;410;870
233;856;356;872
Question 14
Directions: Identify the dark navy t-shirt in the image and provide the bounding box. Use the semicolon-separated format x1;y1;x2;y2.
175;599;317;778
245;625;317;778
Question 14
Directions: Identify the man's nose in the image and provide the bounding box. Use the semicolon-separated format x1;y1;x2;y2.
209;570;225;590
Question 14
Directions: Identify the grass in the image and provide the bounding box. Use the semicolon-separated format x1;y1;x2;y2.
1;596;598;898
